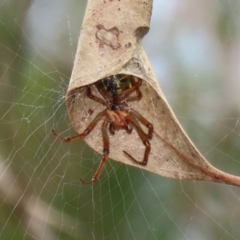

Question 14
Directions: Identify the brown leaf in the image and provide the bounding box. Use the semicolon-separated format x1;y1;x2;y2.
61;0;240;186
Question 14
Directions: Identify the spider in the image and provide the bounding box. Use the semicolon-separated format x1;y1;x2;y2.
52;74;153;184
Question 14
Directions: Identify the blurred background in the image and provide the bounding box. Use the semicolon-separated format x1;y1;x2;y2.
1;0;240;239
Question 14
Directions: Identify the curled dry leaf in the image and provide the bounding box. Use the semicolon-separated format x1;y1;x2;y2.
60;0;240;186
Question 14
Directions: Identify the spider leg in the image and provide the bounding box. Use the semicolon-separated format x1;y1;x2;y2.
52;110;106;142
125;123;133;134
126;87;142;102
120;77;142;99
130;109;153;139
123;117;151;166
80;120;110;184
109;121;132;135
109;122;115;135
86;86;106;105
125;76;142;102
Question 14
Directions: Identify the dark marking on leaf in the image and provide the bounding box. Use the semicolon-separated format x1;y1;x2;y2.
88;109;94;116
96;24;121;49
125;42;132;48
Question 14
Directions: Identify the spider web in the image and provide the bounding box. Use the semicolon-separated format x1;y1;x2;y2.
1;0;240;239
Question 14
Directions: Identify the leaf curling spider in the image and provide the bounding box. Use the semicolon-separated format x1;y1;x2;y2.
52;74;153;184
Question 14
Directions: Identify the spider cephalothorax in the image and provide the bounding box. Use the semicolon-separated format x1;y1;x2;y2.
52;74;153;184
